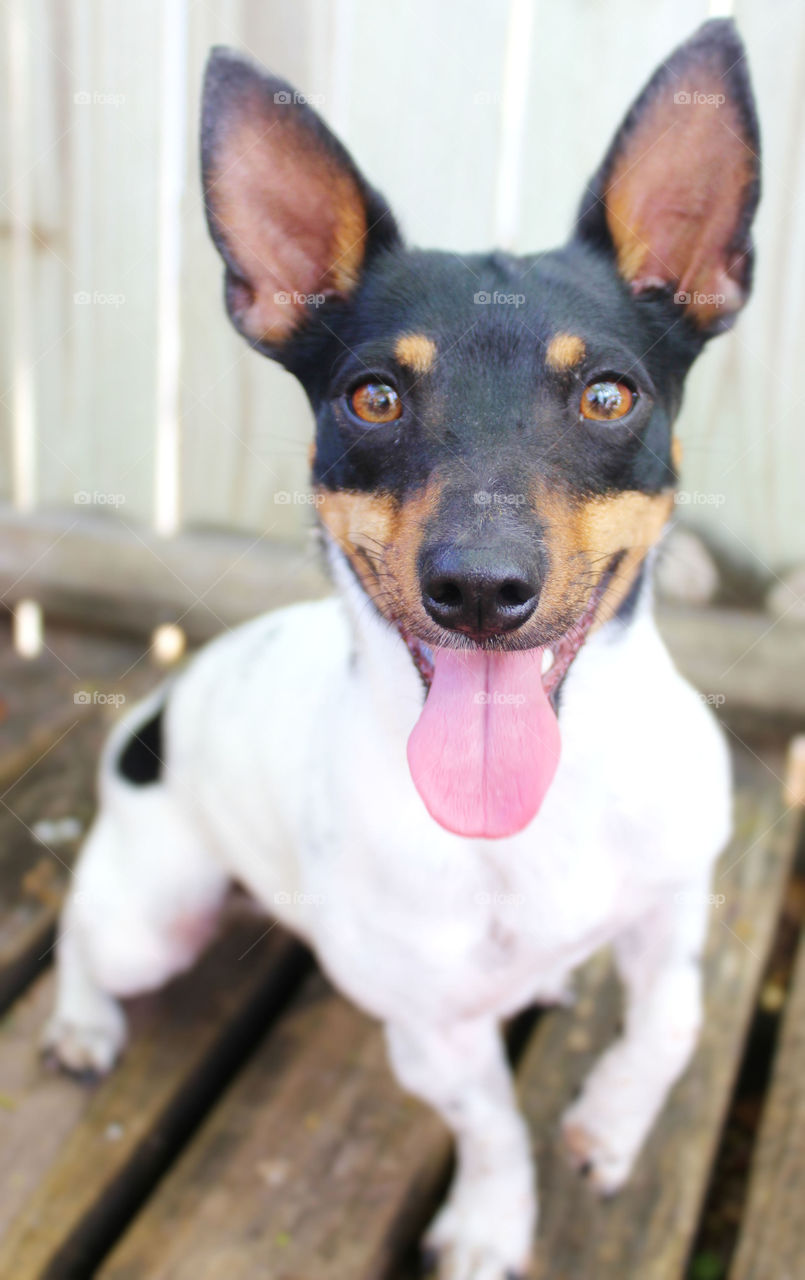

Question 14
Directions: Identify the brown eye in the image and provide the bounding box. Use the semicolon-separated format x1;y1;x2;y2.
580;379;634;422
349;381;402;424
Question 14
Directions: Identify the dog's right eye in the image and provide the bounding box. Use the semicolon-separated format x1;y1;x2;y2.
348;381;402;424
579;378;635;422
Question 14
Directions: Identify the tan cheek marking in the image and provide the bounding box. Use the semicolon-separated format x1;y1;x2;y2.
576;490;675;555
671;437;684;471
534;486;674;625
384;480;447;624
394;334;437;375
545;333;586;372
580;489;675;631
315;490;397;596
315;482;445;630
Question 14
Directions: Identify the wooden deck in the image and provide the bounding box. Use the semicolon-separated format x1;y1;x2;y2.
1;619;804;1280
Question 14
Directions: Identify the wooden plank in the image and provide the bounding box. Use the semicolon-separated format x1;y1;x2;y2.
334;0;509;253
0;622;153;786
100;976;450;1280
0;627;159;1009
100;747;797;1280
729;922;805;1280
0;2;14;501
0;506;329;643
518;747;799;1280
0;907;306;1280
656;605;805;725
34;0;165;524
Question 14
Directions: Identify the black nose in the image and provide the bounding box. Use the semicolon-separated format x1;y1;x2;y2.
420;546;540;640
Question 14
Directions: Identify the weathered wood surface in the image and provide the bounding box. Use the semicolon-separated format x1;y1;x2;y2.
730;922;805;1280
0;909;305;1280
0;628;159;1011
521;747;799;1280
0;622;153;786
100;976;451;1280
0;507;328;643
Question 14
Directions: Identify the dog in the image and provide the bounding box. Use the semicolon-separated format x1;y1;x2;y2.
44;19;759;1278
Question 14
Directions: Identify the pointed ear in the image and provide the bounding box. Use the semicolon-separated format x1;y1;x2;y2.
576;19;760;334
201;48;401;354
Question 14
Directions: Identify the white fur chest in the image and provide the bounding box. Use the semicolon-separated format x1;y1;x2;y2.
168;592;730;1029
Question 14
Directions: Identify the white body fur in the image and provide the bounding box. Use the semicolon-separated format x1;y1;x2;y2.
46;546;730;1279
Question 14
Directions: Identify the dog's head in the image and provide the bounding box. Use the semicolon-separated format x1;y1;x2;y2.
201;19;759;839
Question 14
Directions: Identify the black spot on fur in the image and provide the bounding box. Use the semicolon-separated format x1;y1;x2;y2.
118;708;164;786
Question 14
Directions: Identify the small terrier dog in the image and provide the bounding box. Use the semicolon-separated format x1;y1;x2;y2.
46;19;759;1278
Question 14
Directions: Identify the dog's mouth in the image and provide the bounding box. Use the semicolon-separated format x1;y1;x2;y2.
399;563;615;704
400;560;619;841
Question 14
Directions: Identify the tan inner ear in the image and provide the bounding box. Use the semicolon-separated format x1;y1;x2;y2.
208;105;368;345
604;74;756;328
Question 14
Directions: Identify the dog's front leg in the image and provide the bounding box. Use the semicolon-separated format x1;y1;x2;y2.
385;1017;534;1280
561;878;710;1194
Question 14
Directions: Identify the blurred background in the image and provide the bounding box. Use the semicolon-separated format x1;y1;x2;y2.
1;0;804;643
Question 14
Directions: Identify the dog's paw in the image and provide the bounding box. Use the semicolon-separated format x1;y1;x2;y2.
421;1173;533;1280
41;1004;126;1078
420;1237;526;1280
560;1087;643;1196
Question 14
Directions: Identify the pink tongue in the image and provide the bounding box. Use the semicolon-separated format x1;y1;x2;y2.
407;648;561;839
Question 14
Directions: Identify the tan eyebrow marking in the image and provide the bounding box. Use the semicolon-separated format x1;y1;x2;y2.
545;332;586;371
394;333;437;374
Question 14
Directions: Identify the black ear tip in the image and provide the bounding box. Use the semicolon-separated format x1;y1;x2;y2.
681;16;748;65
203;44;252;87
202;46;298;118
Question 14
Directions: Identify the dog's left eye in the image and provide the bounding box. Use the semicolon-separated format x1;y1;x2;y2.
579;379;634;422
349;381;402;424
